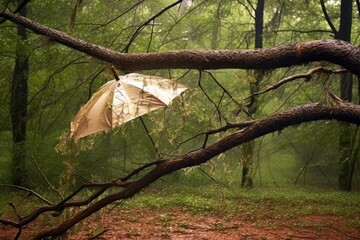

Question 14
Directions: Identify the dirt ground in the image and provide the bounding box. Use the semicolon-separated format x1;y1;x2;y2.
2;207;359;240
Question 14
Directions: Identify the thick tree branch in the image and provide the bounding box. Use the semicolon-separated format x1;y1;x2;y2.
0;11;359;75
31;102;360;239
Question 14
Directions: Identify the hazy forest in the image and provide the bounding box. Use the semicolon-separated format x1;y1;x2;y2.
0;0;360;239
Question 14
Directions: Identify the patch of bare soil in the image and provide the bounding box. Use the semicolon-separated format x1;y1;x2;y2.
1;208;359;239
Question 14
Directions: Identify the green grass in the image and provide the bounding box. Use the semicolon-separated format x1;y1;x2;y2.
121;183;360;220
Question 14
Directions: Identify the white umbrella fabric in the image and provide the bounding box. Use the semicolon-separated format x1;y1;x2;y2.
70;71;188;141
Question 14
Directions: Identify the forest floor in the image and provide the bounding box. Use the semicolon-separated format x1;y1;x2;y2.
1;207;359;239
1;186;360;239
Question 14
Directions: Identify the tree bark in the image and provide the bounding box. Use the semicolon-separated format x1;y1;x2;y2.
0;11;360;75
10;6;28;186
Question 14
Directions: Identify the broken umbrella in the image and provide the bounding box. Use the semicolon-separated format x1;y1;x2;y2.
69;67;189;141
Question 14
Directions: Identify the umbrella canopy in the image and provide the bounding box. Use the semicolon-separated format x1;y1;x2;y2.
70;73;188;141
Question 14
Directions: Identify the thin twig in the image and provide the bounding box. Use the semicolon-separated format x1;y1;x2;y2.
0;184;52;205
92;0;145;31
198;166;229;188
198;71;229;123
204;71;253;118
245;67;346;100
123;0;183;52
173;120;256;151
118;160;164;182
205;71;254;119
89;229;109;239
8;203;21;221
236;0;255;19
146;19;155;52
139;117;159;154
204;71;240;107
30;154;63;200
88;67;106;100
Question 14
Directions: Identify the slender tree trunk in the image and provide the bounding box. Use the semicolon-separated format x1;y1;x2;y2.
337;0;353;191
254;0;264;50
10;6;29;186
210;1;221;50
241;0;264;188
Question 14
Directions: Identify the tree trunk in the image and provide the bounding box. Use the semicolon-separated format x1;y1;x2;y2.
254;0;264;49
10;6;29;186
336;0;353;191
241;140;254;187
241;0;264;188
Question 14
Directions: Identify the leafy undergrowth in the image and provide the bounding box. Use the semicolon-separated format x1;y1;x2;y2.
1;185;360;239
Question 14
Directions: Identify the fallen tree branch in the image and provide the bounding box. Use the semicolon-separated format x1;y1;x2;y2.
27;102;360;239
1;11;359;75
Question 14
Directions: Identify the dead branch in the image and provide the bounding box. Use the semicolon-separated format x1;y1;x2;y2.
1;11;359;74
